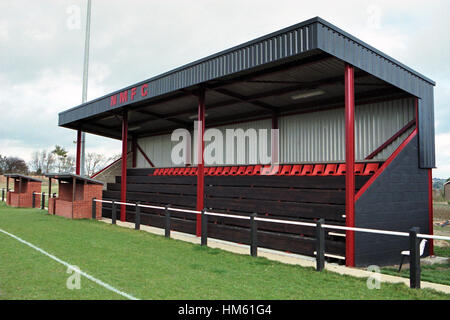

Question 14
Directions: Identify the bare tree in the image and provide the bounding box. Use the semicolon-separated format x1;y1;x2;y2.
29;150;56;174
107;153;122;163
42;150;55;174
86;152;106;176
30;151;41;174
60;155;75;173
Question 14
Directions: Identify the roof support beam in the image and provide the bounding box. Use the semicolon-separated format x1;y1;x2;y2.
120;110;128;222
210;87;278;111
345;63;355;268
196;88;205;237
132;109;192;127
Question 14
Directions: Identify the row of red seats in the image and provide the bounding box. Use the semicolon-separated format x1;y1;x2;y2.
152;163;380;176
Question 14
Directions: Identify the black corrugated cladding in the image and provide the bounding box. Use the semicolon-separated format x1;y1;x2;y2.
58;17;435;168
355;135;429;266
315;18;435;168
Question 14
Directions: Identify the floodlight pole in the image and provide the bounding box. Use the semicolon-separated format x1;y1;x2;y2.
80;0;92;176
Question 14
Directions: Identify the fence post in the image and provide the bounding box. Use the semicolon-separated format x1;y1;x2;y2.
201;209;207;246
250;213;258;257
111;201;117;225
91;198;96;219
409;227;421;289
41;193;45;210
32;192;36;208
1;188;4;202
316;218;325;271
165;205;171;238
135;202;141;230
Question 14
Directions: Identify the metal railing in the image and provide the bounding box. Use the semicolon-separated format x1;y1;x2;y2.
31;192;58;210
1;188;9;202
92;198;450;289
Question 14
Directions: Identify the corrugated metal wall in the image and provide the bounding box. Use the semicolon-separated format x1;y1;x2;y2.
197;119;272;165
280;97;414;162
137;119;272;167
137;98;414;167
136;134;176;168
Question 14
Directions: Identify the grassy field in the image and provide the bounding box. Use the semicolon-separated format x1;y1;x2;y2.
0;203;449;300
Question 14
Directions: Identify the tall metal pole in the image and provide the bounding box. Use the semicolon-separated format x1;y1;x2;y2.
80;0;92;176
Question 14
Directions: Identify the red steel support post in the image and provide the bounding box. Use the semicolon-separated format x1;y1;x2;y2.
196;88;205;237
121;111;128;222
76;129;82;175
345;63;355;267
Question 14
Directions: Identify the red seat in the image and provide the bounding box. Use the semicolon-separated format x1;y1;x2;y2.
251;165;262;175
214;167;223;175
260;165;271;175
208;167;216;175
324;164;337;175
311;164;325;176
289;165;302;175
354;163;365;175
167;168;175;175
172;168;180;175
203;167;210;175
163;168;170;175
153;168;161;175
278;165;292;175
177;168;186;175
336;164;346;175
221;167;231;175
236;166;246;175
244;166;254;175
363;163;379;175
229;167;238;175
189;167;197;175
260;165;279;175
300;164;314;175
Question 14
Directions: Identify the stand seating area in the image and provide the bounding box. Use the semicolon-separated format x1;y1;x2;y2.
102;163;380;260
152;163;380;176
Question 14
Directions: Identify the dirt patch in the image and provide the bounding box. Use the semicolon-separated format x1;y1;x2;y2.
435;239;450;247
434;203;450;220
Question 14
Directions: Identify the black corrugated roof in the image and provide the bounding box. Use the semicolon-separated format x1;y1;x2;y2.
3;174;43;182
57;16;435;168
59;17;434;126
45;173;104;185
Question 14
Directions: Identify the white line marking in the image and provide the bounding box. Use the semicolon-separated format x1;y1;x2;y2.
0;227;139;300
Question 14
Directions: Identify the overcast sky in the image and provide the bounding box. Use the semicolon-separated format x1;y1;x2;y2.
0;0;449;177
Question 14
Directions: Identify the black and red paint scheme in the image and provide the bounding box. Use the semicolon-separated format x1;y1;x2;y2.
64;17;435;267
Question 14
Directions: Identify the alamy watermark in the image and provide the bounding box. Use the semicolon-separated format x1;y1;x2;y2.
66;265;81;290
366;265;381;290
171;121;279;172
